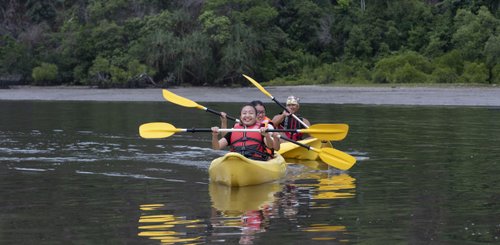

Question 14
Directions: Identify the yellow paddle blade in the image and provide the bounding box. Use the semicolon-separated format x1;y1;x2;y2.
316;148;357;170
162;89;205;110
242;74;273;98
304;124;349;141
139;122;182;139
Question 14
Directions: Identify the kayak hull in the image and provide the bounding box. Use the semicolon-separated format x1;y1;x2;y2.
209;152;287;187
278;138;333;160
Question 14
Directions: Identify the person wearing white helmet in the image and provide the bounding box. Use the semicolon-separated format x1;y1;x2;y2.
271;95;311;141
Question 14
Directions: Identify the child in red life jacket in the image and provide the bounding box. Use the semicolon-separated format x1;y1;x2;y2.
211;104;280;161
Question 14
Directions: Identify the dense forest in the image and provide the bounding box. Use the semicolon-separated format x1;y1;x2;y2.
0;0;499;87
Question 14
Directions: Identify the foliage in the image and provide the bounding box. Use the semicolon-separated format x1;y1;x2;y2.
32;63;58;85
459;62;489;84
0;35;33;78
431;66;458;83
492;64;500;84
373;51;432;83
87;56;155;88
1;0;499;87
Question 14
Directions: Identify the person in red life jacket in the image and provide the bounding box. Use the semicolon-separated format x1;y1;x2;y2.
271;95;311;141
211;104;280;161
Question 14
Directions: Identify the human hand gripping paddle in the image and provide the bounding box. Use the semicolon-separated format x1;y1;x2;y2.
139;122;355;170
162;89;240;123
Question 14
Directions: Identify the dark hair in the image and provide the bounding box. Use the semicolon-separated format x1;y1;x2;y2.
241;103;257;114
250;100;266;111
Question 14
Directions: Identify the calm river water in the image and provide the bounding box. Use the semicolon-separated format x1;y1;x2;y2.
0;101;499;244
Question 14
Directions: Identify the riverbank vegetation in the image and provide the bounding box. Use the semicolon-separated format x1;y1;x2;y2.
1;0;498;87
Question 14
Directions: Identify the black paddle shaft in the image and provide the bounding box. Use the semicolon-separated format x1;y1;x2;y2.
205;108;239;121
185;128;213;133
272;98;290;113
278;136;311;150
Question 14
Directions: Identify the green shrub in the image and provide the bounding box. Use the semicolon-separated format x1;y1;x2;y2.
490;64;500;84
86;56;156;87
431;67;459;83
32;63;58;85
109;66;128;85
433;51;464;74
392;63;429;83
373;51;432;83
459;62;489;83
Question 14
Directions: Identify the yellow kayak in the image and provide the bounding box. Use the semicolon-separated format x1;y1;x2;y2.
209;152;287;187
278;138;333;160
284;158;330;170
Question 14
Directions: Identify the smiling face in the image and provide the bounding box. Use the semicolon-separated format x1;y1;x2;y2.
286;103;299;114
239;105;257;126
254;104;266;122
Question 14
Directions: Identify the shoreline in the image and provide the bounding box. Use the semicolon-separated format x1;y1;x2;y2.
1;85;500;107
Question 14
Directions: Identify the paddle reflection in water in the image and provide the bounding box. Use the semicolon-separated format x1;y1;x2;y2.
288;166;356;242
137;204;205;244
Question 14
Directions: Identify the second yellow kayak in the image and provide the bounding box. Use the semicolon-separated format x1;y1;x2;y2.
278;138;333;160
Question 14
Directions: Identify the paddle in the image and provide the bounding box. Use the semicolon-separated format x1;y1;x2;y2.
279;136;356;170
162;89;240;123
243;74;309;128
139;122;348;141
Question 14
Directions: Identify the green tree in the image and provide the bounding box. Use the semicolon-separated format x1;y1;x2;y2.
484;34;500;68
199;10;231;45
344;26;372;59
0;35;33;77
452;7;499;61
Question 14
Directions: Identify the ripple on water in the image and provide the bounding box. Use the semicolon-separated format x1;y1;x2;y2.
75;170;186;183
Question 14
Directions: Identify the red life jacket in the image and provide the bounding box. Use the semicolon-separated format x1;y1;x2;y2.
230;123;271;160
278;115;305;140
261;116;272;127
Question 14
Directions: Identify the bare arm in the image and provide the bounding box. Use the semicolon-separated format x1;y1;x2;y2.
271;133;280;151
211;127;228;150
271;111;288;127
220;112;228;137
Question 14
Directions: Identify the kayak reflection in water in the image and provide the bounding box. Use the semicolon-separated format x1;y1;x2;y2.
211;104;280;160
272;95;311;141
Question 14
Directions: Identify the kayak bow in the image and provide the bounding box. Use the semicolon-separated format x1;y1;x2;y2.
209;152;287;187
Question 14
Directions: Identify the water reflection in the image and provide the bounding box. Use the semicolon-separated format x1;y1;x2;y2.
307;173;356;200
137;176;354;245
207;169;357;244
290;169;356;242
137;204;205;244
209;182;280;244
